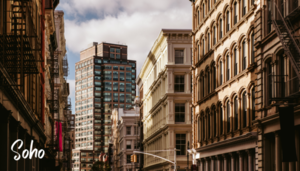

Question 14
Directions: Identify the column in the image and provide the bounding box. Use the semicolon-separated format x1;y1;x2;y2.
217;155;222;171
237;151;244;171
210;156;215;171
230;153;235;171
223;154;228;171
275;132;282;171
289;162;295;171
282;162;289;171
205;158;209;171
246;149;253;171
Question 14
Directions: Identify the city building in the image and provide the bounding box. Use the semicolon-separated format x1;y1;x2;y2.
190;0;300;170
0;0;69;170
190;0;257;170
137;29;193;171
72;42;136;171
111;105;140;171
252;0;300;171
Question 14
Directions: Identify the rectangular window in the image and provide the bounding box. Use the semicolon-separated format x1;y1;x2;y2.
175;50;184;64
120;66;124;70
174;75;185;92
120;93;125;103
127;155;131;163
95;65;101;70
110;48;115;52
113;93;118;102
120;72;125;81
104;82;112;91
95;76;101;80
116;54;120;59
104;71;112;80
105;66;112;70
95;87;101;91
104;93;111;102
126;83;132;92
110;54;115;58
126;67;131;71
120;83;125;92
176;134;186;155
95;59;101;64
126;127;131;135
126;94;132;103
113;66;118;70
126;72;131;82
175;103;185;122
113;71;118;81
113;82;118;91
95;71;101;75
95;82;101;86
104;103;111;113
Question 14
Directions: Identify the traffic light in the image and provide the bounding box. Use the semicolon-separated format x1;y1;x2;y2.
133;154;137;162
131;155;134;162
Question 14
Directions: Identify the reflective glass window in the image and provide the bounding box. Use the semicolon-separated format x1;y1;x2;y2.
104;71;112;80
120;94;125;103
126;83;131;92
113;82;118;91
120;72;125;81
126;94;131;103
113;72;118;81
103;93;111;102
126;73;131;81
104;82;112;91
113;93;118;102
120;83;125;92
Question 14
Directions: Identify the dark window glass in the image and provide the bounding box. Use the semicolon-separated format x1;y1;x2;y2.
174;75;185;92
126;127;131;135
252;88;255;121
234;2;238;24
104;93;111;102
203;3;205;18
219;19;223;39
208;33;210;51
110;54;115;58
202;39;205;56
116;49;121;53
105;66;112;70
176;134;186;155
126;67;131;71
120;72;125;81
126;83;132;92
227;55;230;81
116;54;120;59
126;94;131;103
110;48;115;52
220;105;223;134
227;101;230;133
175;50;184;64
113;66;118;70
104;71;112;80
104;82;112;91
95;71;101;75
95;65;101;70
234;48;237;76
234;97;238;130
113;71;118;81
126;72;131;82
251;33;255;64
120;83;125;92
226;11;230;32
95;87;101;91
113;82;118;91
175;103;185;122
120;93;125;103
243;0;246;16
213;26;216;45
220;61;223;85
243;92;247;127
95;82;101;86
242;41;246;70
113;93;118;102
213;109;217;136
95;76;101;80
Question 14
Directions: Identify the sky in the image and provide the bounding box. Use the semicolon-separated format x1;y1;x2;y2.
56;0;193;113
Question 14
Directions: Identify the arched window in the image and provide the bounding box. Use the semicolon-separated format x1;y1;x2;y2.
251;32;255;64
220;61;223;86
242;0;247;16
252;88;255;121
219;18;223;39
219;105;223;134
202;38;205;56
213;26;216;45
203;3;205;18
198;44;200;61
208;33;210;51
213;107;217;136
198;9;200;25
242;92;247;127
234;2;238;24
226;54;230;81
212;64;216;89
202;75;205;97
198;78;201;100
226;11;230;32
202;115;205;140
234;47;238;76
207;70;211;94
242;40;247;70
227;100;231;133
208;0;211;11
267;61;272;105
207;111;210;139
234;96;238;130
198;117;201;141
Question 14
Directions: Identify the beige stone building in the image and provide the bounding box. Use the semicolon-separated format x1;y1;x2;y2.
137;29;193;171
191;0;257;170
191;0;300;170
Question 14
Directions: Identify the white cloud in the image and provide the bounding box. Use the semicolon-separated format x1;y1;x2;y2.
61;0;192;74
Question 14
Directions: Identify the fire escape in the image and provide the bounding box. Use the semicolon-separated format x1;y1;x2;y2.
0;0;41;88
270;2;300;102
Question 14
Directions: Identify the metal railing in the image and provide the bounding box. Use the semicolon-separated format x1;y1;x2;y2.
269;74;299;101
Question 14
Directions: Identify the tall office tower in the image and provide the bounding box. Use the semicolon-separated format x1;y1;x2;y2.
72;42;136;171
